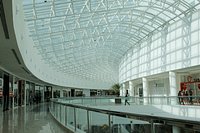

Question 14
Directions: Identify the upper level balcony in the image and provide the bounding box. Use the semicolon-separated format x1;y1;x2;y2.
50;96;200;133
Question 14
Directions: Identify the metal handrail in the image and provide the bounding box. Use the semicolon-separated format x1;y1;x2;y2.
49;97;200;133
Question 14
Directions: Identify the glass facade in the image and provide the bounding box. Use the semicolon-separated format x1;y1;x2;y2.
119;10;200;83
22;0;200;87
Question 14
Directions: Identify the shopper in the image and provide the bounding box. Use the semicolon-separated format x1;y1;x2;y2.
189;89;193;104
125;90;130;105
178;90;182;104
178;90;184;105
181;90;185;105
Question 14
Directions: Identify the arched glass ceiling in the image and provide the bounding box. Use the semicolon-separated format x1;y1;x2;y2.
23;0;200;84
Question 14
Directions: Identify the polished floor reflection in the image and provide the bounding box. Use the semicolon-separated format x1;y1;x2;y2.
0;103;68;133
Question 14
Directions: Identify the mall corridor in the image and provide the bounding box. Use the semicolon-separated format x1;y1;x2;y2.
0;103;69;133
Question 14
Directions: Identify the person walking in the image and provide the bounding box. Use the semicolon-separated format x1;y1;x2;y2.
180;90;185;105
178;90;182;104
189;89;193;104
125;90;130;105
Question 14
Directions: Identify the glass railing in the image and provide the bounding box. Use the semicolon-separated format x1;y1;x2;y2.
49;100;151;133
55;96;200;106
50;96;200;133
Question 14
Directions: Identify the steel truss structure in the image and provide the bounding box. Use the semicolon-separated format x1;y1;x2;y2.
23;0;200;84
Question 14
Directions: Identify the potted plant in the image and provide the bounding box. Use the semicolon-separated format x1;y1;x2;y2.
111;83;120;96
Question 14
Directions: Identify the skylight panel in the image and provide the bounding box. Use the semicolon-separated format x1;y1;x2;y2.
23;0;200;83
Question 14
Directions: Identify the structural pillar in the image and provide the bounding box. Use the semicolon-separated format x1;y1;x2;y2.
52;88;54;98
83;89;90;97
172;126;181;133
120;84;123;96
182;13;192;67
24;81;27;106
3;74;9;111
12;76;15;108
120;83;126;96
142;78;148;105
161;23;168;71
42;86;44;102
129;81;134;96
60;89;63;97
122;83;126;96
169;71;177;105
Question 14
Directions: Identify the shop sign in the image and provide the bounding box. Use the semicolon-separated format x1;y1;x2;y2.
180;82;187;90
180;76;200;90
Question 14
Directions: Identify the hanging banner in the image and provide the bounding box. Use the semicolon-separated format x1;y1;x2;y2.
180;82;187;90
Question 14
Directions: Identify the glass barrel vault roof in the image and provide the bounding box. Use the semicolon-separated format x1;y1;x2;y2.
23;0;200;85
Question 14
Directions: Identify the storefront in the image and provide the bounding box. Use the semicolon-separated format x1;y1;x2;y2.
180;74;200;104
0;77;3;107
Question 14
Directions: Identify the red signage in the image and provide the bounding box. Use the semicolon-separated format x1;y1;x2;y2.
180;82;187;90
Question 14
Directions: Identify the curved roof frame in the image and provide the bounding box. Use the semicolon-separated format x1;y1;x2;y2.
23;0;193;20
39;32;130;62
29;9;164;37
23;0;200;84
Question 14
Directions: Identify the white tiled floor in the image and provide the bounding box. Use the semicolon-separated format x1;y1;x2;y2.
1;102;200;133
0;103;67;133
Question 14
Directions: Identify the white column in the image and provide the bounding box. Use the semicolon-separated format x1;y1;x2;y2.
42;86;44;102
52;88;54;98
129;81;134;96
172;126;180;133
25;82;29;105
60;89;63;97
169;71;177;105
142;78;148;104
83;89;90;97
122;83;126;96
24;81;27;106
12;76;15;108
176;74;181;92
120;85;123;96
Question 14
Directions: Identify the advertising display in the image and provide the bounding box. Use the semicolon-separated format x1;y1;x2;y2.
180;76;200;91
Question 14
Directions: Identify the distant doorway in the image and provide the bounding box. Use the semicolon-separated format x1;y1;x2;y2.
139;88;143;104
139;88;143;97
3;74;9;111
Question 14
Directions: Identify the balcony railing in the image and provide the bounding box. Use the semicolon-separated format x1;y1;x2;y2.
49;96;200;133
55;96;200;106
